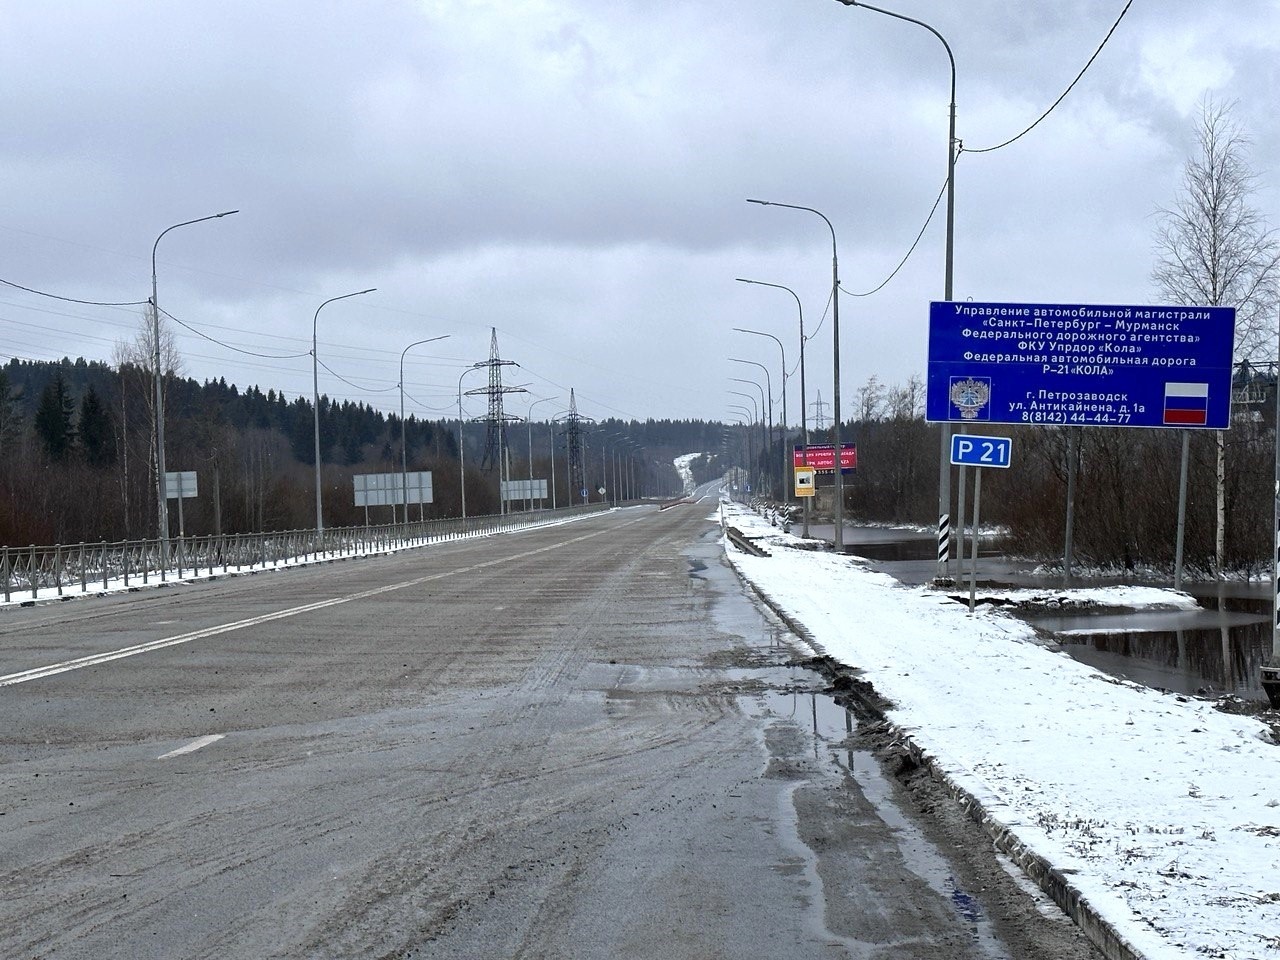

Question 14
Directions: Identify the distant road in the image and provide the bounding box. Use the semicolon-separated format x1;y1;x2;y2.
1;493;1099;959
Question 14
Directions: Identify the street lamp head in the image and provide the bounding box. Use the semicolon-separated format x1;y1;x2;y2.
215;209;240;218
745;198;771;206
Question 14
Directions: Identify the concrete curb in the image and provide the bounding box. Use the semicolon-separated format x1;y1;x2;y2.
723;539;1152;960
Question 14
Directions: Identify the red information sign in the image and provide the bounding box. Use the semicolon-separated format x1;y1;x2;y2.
793;443;856;473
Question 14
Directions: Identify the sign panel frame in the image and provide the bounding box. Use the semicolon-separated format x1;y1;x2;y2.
792;443;857;474
354;471;434;507
793;466;816;497
163;471;198;499
949;434;1013;469
500;478;549;502
926;301;1236;430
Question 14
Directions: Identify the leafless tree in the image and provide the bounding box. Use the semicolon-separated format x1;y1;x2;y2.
112;308;185;537
1152;97;1280;361
1152;97;1280;576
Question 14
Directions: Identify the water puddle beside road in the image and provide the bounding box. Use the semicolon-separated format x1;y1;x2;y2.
761;687;1013;959
1026;596;1272;701
700;524;1016;954
833;523;1276;703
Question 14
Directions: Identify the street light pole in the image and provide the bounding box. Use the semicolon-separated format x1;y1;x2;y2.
457;364;485;519
399;335;449;525
150;209;238;553
729;393;760;493
729;411;755;497
312;288;376;532
526;396;558;510
747;199;844;551
734;326;789;506
731;378;768;494
730;359;774;495
836;0;957;577
736;278;810;536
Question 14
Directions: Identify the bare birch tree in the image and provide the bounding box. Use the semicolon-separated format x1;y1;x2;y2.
112;308;185;537
1152;96;1280;576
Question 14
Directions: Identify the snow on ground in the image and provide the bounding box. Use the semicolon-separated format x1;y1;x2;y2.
673;452;700;494
722;498;1280;960
963;586;1203;612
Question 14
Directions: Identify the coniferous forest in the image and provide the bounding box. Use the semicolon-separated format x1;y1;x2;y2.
0;357;704;546
3;357;1276;576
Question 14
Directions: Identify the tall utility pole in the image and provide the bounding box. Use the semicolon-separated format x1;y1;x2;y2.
151;209;238;552
747;199;844;551
559;389;593;505
835;0;958;579
810;392;831;434
466;328;525;514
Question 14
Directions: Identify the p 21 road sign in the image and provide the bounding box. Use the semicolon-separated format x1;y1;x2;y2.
950;434;1012;469
926;301;1236;429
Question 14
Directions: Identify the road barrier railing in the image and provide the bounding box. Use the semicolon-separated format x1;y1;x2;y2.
0;503;609;604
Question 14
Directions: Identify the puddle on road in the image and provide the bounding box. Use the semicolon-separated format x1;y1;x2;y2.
759;689;1014;960
695;523;1018;957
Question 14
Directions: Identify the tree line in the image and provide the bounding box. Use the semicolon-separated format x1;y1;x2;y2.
0;357;698;547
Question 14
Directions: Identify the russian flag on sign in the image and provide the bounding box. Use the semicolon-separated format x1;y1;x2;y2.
1163;382;1209;425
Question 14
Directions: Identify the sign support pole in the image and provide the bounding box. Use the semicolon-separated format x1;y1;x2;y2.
968;467;982;613
1063;427;1079;587
1174;429;1191;591
1264;323;1280;705
955;428;967;571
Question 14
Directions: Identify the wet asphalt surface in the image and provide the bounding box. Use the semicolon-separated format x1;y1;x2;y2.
1;496;1101;959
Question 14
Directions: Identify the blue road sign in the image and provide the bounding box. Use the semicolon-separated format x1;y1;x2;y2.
926;301;1236;429
950;434;1013;468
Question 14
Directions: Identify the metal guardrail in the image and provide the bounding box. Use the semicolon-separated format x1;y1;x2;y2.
0;503;609;604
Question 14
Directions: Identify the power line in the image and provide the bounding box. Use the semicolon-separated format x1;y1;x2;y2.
963;0;1135;155
843;175;949;299
159;306;311;360
0;276;148;307
316;356;400;394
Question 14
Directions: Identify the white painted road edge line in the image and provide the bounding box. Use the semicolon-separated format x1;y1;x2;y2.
0;514;653;688
157;734;225;760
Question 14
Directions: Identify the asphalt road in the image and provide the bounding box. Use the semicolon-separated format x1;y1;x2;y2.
1;495;1102;959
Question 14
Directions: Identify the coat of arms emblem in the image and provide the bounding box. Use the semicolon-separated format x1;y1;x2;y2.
949;377;991;420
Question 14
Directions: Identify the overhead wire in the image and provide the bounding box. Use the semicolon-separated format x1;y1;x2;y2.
0;276;148;307
315;356;399;394
962;0;1135;155
842;175;949;299
829;0;1134;301
159;306;311;360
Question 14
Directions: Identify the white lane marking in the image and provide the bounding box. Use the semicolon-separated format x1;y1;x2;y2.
157;734;225;760
0;514;652;688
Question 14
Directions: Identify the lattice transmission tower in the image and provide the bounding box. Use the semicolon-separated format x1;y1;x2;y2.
559;389;593;504
810;390;831;434
464;328;525;473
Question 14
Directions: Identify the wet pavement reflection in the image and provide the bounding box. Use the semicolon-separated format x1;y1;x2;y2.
760;686;1013;960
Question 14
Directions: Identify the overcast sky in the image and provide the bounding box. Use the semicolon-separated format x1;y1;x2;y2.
2;0;1277;428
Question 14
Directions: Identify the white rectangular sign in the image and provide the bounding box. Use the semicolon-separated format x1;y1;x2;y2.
501;478;549;501
354;471;434;506
163;471;198;499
